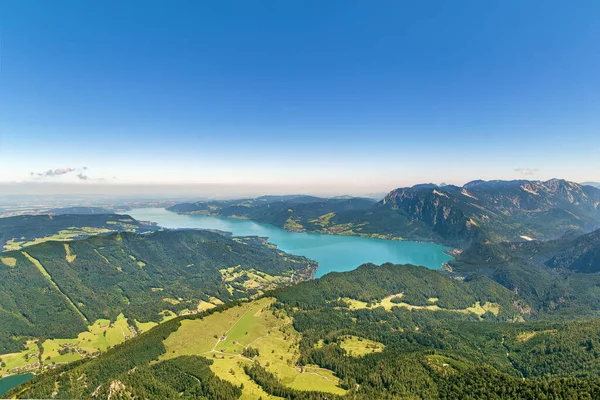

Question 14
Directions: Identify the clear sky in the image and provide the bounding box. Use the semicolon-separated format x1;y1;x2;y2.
0;0;598;195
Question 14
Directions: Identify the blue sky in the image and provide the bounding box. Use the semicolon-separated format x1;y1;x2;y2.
0;1;598;193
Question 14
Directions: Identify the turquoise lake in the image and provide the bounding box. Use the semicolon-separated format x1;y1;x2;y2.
126;208;453;278
0;373;33;396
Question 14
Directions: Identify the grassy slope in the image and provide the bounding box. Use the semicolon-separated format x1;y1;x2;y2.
162;298;346;399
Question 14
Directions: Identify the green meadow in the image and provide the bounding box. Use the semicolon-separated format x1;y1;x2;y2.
162;298;346;399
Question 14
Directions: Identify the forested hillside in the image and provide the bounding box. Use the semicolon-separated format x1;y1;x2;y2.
543;229;600;273
10;263;600;399
0;214;157;251
450;229;600;318
0;230;314;357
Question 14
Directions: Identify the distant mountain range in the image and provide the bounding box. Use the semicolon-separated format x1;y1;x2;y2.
0;214;157;251
169;179;600;246
47;206;113;215
381;178;600;243
582;181;600;189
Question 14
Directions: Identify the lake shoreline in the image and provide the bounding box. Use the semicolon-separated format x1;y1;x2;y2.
0;373;34;397
0;371;35;380
171;210;451;246
125;208;453;278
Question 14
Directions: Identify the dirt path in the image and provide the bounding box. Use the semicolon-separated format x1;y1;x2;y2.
210;306;256;352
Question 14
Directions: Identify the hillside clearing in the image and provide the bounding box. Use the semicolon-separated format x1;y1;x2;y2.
340;295;500;317
0;257;16;267
339;335;385;357
64;244;76;263
0;340;39;377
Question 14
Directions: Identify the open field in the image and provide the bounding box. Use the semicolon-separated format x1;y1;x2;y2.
1;313;135;376
135;309;183;334
339;335;385;357
134;320;158;333
0;341;39;377
197;300;217;312
516;329;558;343
41;313;132;366
0;257;16;267
283;217;304;231
77;313;132;352
3;227;115;251
64;243;76;263
162;297;346;398
41;339;83;364
341;294;500;317
466;301;500;316
219;266;295;297
309;212;336;227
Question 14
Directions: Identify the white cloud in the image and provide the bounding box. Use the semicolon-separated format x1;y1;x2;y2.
514;168;539;176
30;167;106;182
31;167;77;177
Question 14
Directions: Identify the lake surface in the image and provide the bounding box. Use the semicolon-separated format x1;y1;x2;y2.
0;373;34;396
126;208;453;278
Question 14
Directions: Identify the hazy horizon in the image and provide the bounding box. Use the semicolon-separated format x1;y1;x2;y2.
0;177;598;199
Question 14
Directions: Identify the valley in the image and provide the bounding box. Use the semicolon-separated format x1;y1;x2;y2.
2;178;600;398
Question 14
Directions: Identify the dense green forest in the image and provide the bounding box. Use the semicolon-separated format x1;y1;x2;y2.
0;230;314;354
267;265;600;397
10;262;600;399
450;229;600;318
